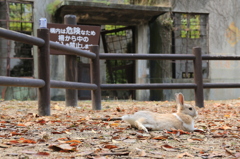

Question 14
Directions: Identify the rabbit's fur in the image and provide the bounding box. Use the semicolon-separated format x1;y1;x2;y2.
122;93;198;133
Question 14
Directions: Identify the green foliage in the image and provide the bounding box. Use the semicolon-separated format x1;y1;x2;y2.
8;2;33;31
105;25;126;36
132;0;158;5
9;3;32;21
93;0;111;5
181;14;201;39
46;0;63;15
91;0;163;6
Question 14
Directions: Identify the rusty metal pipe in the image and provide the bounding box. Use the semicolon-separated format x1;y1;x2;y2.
90;45;102;110
0;27;45;46
37;28;50;116
50;41;96;59
193;47;204;107
99;53;195;60
51;80;97;90
0;76;45;87
203;83;240;88
202;54;240;60
64;15;78;107
100;83;197;90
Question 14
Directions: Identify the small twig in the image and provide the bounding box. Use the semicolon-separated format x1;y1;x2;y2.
91;117;122;121
91;151;129;156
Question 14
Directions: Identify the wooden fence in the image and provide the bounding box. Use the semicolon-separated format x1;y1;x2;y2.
1;27;240;116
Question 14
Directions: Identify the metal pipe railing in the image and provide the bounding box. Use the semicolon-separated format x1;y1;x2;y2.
0;27;45;46
202;54;240;60
37;28;51;116
101;83;197;90
50;80;98;90
99;53;195;60
203;83;240;88
2;23;240;114
50;41;96;58
0;76;45;88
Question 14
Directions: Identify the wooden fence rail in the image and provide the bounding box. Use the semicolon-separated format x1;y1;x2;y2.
0;26;100;115
1;26;240;115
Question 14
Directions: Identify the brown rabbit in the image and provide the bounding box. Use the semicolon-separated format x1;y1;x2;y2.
122;93;198;133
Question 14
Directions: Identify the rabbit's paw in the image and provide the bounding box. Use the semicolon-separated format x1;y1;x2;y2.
135;121;149;133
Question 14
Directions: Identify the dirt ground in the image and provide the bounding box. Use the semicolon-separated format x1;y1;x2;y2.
0;98;239;159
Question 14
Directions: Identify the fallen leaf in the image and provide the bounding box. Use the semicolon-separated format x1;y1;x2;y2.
194;129;205;133
51;120;62;123
177;152;194;158
137;135;150;140
9;140;19;144
152;136;168;140
166;130;191;135
37;119;47;125
209;153;225;158
187;138;204;142
36;152;50;156
65;140;82;144
11;132;23;136
70;143;78;146
17;124;26;127
110;123;119;127
116;107;123;112
218;126;232;130
224;114;231;118
21;139;36;144
0;144;10;148
103;145;118;149
162;144;179;152
225;148;235;156
49;144;76;152
52;131;64;134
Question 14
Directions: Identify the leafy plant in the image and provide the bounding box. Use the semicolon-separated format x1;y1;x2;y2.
46;0;63;15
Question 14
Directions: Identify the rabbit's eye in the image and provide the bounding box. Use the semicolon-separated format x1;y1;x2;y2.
189;108;192;110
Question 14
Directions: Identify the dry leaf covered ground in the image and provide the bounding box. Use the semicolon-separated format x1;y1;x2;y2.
0;99;240;159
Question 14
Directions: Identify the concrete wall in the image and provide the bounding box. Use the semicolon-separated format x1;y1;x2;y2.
135;25;150;100
170;0;240;100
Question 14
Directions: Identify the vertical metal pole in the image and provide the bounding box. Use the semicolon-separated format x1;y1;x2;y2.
64;15;78;107
193;47;204;107
37;28;50;116
89;45;101;110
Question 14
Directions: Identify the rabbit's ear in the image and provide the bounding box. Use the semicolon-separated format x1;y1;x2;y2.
175;93;184;106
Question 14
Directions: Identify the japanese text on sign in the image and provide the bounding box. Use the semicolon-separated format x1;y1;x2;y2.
48;23;100;54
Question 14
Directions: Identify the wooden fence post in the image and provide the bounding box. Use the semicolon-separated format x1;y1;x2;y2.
37;28;50;116
64;15;78;107
193;47;204;107
89;45;101;110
